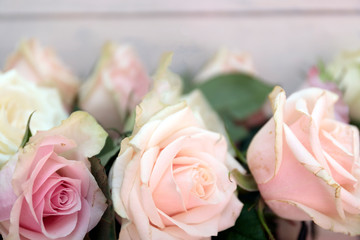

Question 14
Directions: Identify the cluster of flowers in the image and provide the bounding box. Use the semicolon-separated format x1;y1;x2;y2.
0;39;360;240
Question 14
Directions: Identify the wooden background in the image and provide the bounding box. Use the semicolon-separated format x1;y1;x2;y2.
1;0;360;92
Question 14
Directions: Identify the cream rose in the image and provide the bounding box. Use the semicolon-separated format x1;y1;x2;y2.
194;47;255;83
248;86;360;235
0;71;68;169
327;49;360;121
110;54;244;239
4;39;80;110
79;42;151;131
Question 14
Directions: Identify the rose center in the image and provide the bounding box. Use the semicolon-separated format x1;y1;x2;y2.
50;183;78;210
191;167;216;199
59;191;69;204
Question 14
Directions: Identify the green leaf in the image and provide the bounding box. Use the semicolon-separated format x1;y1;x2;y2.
19;111;35;148
223;114;249;143
198;73;273;120
214;202;267;240
96;136;120;167
226;125;247;166
88;157;116;240
231;169;258;192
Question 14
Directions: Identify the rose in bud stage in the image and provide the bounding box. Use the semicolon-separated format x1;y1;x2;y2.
79;42;151;131
0;111;108;240
4;39;80;111
248;86;360;235
0;71;68;169
194;47;255;83
110;54;244;240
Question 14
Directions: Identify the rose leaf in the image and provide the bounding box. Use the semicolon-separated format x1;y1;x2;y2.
198;72;273;120
214;202;267;240
19;111;35;148
95;136;120;168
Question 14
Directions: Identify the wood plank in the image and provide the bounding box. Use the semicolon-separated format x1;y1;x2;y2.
1;16;359;92
1;0;360;15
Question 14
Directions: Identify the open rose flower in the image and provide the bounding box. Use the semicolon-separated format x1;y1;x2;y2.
248;86;360;235
194;47;255;83
0;70;67;169
79;42;151;131
0;111;108;239
110;54;244;239
4;39;80;111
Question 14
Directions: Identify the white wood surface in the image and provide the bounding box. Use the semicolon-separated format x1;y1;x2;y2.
1;0;360;13
1;1;360;93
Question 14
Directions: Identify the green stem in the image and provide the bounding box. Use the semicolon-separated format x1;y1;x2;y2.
257;198;275;240
228;133;247;166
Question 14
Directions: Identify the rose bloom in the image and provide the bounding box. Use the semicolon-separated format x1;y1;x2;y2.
0;70;67;169
4;39;79;111
0;111;108;239
79;42;151;131
110;54;243;240
248;86;360;235
327;49;360;121
194;47;255;83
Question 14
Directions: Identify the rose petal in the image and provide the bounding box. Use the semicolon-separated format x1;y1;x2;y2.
0;156;18;221
269;199;360;236
111;139;135;218
30;111;107;158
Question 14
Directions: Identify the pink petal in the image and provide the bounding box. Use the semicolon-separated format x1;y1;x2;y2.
0;157;18;221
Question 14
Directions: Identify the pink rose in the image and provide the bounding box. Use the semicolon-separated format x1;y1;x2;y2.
111;102;243;240
79;42;151;131
0;111;108;239
248;87;360;235
4;39;80;111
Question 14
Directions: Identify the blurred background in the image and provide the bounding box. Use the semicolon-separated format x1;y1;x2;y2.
1;0;360;92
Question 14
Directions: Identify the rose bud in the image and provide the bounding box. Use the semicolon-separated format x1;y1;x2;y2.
79;42;151;131
4;39;80;111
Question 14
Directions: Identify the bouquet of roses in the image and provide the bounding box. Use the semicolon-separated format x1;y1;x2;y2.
0;39;359;240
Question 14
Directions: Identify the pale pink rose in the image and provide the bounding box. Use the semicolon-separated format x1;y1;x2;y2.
305;66;349;123
110;53;244;239
79;42;151;131
0;111;108;239
248;86;360;235
4;39;80;111
110;101;243;240
194;47;256;83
